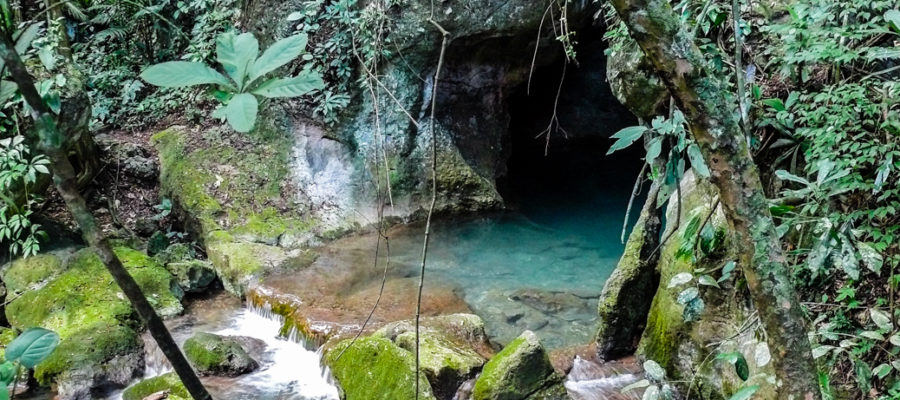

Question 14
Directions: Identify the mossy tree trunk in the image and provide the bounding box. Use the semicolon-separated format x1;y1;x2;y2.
0;30;213;400
607;0;820;398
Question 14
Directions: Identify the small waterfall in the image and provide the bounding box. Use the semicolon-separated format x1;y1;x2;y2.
564;356;643;400
115;301;339;400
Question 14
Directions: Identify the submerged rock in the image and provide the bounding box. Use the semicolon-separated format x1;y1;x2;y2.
324;336;437;400
472;331;563;400
122;372;190;400
4;247;183;400
183;332;260;376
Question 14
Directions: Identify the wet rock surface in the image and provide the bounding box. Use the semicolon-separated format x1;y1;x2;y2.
183;332;261;376
472;331;562;400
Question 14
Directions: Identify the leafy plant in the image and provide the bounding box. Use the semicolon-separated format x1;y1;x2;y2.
141;31;324;132
0;327;60;400
0;136;50;257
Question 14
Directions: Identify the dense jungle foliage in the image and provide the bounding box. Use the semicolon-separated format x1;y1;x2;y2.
0;0;899;398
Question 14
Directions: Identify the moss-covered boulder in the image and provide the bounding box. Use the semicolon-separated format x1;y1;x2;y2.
183;332;259;376
166;260;217;293
372;314;491;399
606;38;669;121
637;172;777;399
324;336;437;400
5;247;184;400
472;331;561;400
2;253;66;295
595;182;662;359
122;372;190;400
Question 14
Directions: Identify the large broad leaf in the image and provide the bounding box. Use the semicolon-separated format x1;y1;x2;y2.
216;32;259;89
5;327;60;369
688;143;711;177
224;93;258;133
248;34;309;83
607;126;646;155
140;62;232;89
0;81;17;105
251;70;324;98
886;10;900;32
774;169;810;186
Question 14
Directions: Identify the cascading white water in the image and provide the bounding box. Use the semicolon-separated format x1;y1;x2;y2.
113;301;339;400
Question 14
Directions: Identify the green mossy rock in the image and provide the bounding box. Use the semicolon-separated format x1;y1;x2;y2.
167;260;217;293
394;331;485;398
5;247;184;399
472;331;560;400
2;253;65;295
147;231;170;256
324;336;437;400
183;332;259;376
637;172;776;400
122;372;191;400
206;241;290;295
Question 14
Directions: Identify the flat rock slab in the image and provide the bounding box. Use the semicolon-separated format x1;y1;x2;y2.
249;233;471;344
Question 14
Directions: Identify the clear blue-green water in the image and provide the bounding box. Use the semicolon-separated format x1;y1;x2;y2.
386;143;645;348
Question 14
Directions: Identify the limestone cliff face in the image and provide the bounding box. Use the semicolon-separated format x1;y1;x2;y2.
234;0;634;230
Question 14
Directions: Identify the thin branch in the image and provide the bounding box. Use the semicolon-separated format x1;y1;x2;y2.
621;163;648;243
527;2;554;96
534;60;568;156
415;18;448;400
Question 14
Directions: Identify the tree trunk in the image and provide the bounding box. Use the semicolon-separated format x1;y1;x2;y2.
0;31;213;400
607;1;820;398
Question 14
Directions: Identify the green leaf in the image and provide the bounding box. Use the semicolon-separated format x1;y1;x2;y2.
251;71;324;98
890;333;900;346
0;361;15;385
621;379;651;393
727;385;759;400
857;242;883;275
698;275;720;288
762;98;785;112
643;360;666;381
224;93;258;133
668;272;693;288
886;10;900;32
0;81;17;105
642;385;660;400
607;126;646;155
0;384;7;400
14;23;42;55
645;136;663;163
216;32;259;89
687;144;710;177
140;62;232;89
6;327;60;369
682;297;704;322
734;354;749;380
860;331;885;341
249;34;309;83
870;309;893;331
874;363;892;379
774;170;810;186
676;287;699;304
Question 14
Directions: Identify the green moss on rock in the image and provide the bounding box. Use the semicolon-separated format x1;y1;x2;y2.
472;331;560;400
122;372;191;400
2;253;65;295
324;336;436;400
5;246;183;390
206;241;290;295
183;332;259;376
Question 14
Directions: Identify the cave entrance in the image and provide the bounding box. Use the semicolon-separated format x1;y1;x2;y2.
500;28;644;241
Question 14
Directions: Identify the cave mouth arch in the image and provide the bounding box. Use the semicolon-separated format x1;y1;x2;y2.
499;26;644;233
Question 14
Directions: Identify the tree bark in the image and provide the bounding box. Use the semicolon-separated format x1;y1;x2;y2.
0;31;213;400
607;1;820;399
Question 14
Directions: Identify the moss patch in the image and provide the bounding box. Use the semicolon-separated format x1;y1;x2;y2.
472;331;559;400
2;254;65;295
324;336;436;400
151;128;314;246
122;372;191;400
183;332;258;376
5;246;183;385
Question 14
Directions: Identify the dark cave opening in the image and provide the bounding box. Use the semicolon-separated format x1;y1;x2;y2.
499;27;644;229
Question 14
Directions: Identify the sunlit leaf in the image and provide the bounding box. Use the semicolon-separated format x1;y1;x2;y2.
727;385;759;400
252;70;324;98
668;272;693;288
621;379;651;393
216;32;259;89
249;34;309;83
643;360;666;381
687;144;710;177
870;309;893;331
224;93;258;133
607;126;646;155
754;342;771;367
6;327;60;369
140;62;232;88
